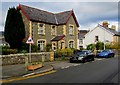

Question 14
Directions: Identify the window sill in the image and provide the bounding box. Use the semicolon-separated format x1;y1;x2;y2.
38;34;45;36
69;34;74;36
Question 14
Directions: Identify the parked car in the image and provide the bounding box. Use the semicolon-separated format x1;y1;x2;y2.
70;50;95;63
97;50;115;58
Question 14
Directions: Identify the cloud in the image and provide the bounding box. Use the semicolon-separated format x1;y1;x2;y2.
1;2;118;31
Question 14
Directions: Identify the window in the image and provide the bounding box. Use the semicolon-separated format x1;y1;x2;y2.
69;41;74;48
79;39;83;44
37;40;45;51
51;25;56;35
69;25;74;35
61;42;65;49
95;36;99;42
38;23;45;35
52;42;57;51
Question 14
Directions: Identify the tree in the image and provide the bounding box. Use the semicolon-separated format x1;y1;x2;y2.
4;7;25;49
87;44;96;50
96;42;104;50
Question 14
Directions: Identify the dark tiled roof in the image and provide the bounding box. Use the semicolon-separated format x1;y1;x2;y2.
51;35;65;41
78;30;89;39
19;4;79;27
56;11;72;25
19;4;56;24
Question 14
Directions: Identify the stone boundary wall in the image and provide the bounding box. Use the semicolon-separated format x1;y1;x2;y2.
0;52;54;66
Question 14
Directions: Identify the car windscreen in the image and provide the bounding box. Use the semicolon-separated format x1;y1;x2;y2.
76;51;86;57
102;50;109;52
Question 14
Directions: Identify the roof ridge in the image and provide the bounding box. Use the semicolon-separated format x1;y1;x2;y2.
54;14;58;25
98;24;118;35
20;4;54;14
55;10;72;14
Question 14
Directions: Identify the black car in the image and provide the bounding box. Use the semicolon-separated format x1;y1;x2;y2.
70;50;95;63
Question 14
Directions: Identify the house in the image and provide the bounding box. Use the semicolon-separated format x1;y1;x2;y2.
84;21;120;49
0;31;9;46
78;30;89;50
18;4;79;51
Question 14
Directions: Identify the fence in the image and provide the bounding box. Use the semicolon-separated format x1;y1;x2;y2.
0;52;54;66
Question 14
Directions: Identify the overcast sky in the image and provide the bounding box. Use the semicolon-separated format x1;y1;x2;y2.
0;1;119;31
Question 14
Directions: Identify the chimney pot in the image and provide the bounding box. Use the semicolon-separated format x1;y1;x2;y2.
111;25;116;30
102;21;109;28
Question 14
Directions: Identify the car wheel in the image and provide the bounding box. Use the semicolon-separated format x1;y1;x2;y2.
70;60;73;63
108;54;113;58
82;59;85;63
112;54;114;57
92;58;94;61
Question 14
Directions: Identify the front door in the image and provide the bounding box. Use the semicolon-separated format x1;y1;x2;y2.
61;42;65;49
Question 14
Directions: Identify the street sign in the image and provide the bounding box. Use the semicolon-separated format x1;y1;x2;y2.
26;37;34;44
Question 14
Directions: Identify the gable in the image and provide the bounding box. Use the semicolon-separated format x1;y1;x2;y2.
18;4;79;27
85;25;114;37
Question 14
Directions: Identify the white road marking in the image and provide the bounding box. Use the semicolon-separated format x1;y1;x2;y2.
73;64;80;66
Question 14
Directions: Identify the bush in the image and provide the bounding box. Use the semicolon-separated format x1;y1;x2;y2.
45;43;52;52
31;44;39;52
2;48;18;55
87;44;95;50
54;48;74;58
18;43;39;53
18;42;29;53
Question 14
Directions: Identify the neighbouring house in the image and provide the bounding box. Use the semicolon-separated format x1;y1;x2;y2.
0;31;9;46
18;4;79;51
78;30;89;50
84;21;120;49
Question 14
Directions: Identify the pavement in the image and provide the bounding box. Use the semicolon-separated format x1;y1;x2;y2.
0;60;81;80
0;55;119;81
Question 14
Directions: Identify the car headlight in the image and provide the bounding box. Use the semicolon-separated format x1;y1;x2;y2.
78;57;83;60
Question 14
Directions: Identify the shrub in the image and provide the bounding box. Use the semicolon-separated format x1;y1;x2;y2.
54;48;74;58
45;43;52;52
31;44;39;52
2;49;18;55
87;44;95;50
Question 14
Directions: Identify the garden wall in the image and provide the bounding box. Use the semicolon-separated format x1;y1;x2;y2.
0;52;54;66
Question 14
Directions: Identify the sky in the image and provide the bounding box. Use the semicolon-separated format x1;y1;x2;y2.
0;0;120;32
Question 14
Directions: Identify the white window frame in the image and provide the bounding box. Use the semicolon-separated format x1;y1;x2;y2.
37;39;46;51
69;24;74;35
68;40;74;48
79;39;83;44
52;42;57;51
38;23;45;35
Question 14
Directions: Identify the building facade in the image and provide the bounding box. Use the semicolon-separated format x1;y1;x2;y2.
78;30;89;50
84;22;120;49
19;4;79;51
0;31;9;46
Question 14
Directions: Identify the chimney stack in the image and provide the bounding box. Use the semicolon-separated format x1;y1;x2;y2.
111;25;116;30
102;21;109;28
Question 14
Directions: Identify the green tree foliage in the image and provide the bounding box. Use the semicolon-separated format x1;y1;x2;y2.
45;43;52;52
4;7;25;49
87;44;95;50
96;42;104;50
87;42;104;50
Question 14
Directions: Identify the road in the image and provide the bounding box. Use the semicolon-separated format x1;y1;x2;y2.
3;57;120;84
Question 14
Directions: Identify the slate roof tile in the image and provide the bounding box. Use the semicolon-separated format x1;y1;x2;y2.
19;4;77;26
